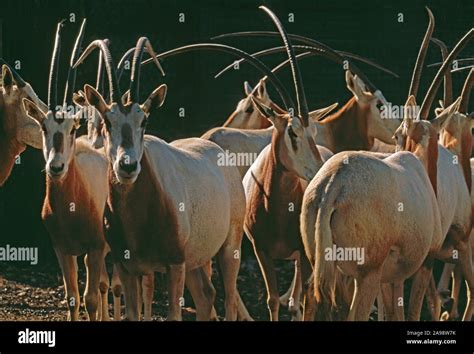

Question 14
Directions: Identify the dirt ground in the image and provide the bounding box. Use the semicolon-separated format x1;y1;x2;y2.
0;253;299;321
0;251;454;321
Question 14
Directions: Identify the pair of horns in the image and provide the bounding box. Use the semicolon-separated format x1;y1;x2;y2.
418;28;473;120
74;37;165;104
47;19;86;112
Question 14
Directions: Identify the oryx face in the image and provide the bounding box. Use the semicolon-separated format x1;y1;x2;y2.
345;71;401;145
1;65;47;149
224;80;273;129
278;116;322;181
102;102;146;184
22;101;79;181
84;84;167;185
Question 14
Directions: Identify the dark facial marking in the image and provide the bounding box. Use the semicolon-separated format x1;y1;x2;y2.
121;123;134;149
53;132;64;153
287;126;298;151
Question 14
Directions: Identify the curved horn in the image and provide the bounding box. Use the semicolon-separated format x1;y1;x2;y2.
451;65;474;73
116;47;135;82
459;68;474;113
48;20;66;111
141;43;295;110
0;58;26;87
430;38;453;106
212;31;399;79
64;18;86;106
129;37;165;103
408;7;435;98
419;28;474;120
96;39;109;94
218;44;380;93
259;5;308;123
428;58;474;67
74;39;121;103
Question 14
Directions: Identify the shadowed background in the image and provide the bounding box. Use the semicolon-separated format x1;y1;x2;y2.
0;0;473;263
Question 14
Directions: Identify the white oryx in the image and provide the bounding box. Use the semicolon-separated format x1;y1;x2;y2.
74;36;257;321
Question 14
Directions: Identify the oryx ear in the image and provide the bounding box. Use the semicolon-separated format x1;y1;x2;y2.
142;84;167;116
250;96;286;129
73;91;87;107
309;102;338;122
431;97;461;133
345;70;372;103
1;65;14;94
403;95;418;127
121;90;130;105
243;81;253;96
257;79;269;100
23;98;46;126
84;84;109;116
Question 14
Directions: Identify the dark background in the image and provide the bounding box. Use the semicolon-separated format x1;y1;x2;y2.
0;0;473;265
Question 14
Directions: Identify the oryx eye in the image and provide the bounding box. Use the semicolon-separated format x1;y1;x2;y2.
376;101;384;111
245;105;254;114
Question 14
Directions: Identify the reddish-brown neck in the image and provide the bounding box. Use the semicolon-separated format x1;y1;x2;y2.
319;97;372;152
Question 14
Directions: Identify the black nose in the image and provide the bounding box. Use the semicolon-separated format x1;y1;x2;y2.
50;163;64;174
119;160;138;174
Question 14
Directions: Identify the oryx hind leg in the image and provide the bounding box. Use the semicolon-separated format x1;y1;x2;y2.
217;226;244;321
348;271;381;321
407;258;434;321
186;266;216;321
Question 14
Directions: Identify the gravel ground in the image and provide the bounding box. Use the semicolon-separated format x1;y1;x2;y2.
0;251;296;321
0;250;457;321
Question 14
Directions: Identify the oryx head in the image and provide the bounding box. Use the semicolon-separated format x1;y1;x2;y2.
223;79;273;129
23;20;86;181
75;36;166;184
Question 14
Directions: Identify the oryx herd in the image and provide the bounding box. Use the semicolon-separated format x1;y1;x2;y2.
0;5;473;322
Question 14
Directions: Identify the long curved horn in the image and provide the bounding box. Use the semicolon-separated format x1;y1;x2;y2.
141;43;295;110
212;31;399;78
116;47;135;82
74;39;121;103
408;7;435;98
63;19;86;106
259;5;308;123
129;37;165;103
48;20;65;111
430;38;452;106
419;28;474;120
0;58;26;87
428;58;474;67
219;44;380;93
459;68;474;113
96;39;108;94
451;65;474;73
